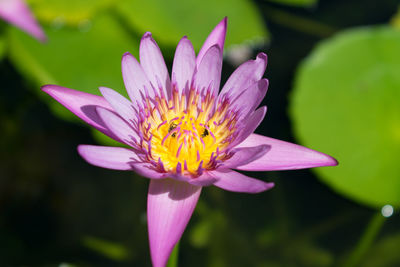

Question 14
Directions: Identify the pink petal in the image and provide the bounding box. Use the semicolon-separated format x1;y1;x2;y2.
229;106;267;149
230;79;269;121
211;169;274;193
222;145;270;168
219;53;268;101
121;52;154;101
171;172;218;186
193;45;223;97
196;17;227;67
172;36;196;95
235;134;338;171
96;107;138;147
131;163;167;179
148;179;201;267
140;32;171;99
0;0;46;42
41;85;119;140
78;145;141;170
99;87;136;125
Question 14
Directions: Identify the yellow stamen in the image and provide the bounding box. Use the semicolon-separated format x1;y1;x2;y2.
139;87;238;176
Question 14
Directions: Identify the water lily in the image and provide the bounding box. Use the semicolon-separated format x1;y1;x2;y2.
42;18;337;267
0;0;46;41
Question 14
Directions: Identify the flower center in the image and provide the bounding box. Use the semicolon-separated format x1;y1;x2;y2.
138;86;238;176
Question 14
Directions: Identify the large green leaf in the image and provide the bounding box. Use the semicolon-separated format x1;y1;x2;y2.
28;0;117;25
8;13;139;122
290;26;400;208
266;0;317;7
116;0;268;52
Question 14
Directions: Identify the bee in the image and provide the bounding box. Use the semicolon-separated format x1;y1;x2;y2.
168;122;178;137
200;128;209;138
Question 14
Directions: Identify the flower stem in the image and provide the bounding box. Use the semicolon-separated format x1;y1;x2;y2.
166;242;180;267
343;211;386;267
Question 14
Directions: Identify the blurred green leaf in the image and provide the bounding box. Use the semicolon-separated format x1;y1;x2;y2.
390;6;400;30
294;242;333;267
116;0;268;51
189;218;213;248
28;0;117;26
166;242;179;267
266;0;317;7
8;13;138;122
82;236;130;261
0;35;5;60
290;26;400;208
361;232;400;267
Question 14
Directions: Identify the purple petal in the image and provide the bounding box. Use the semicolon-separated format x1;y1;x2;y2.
235;134;338;171
148;179;201;267
121;52;154;101
41;85;119;140
196;17;227;67
172;36;196;95
229;106;267;149
171;172;218;186
131;163;167;179
99;87;136;125
211;169;274;193
96;107;138;146
193;45;223;97
230;79;269;122
219;53;267;101
0;0;46;42
140;32;171;99
78;145;141;170
222;145;270;168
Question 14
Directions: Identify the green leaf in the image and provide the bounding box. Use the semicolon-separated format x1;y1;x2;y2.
82;236;130;261
361;232;400;267
28;0;117;26
390;6;400;30
290;26;400;208
8;13;139;122
166;242;179;267
266;0;317;7
116;0;268;52
0;34;5;60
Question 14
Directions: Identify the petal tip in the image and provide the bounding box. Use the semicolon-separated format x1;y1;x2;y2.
263;182;275;192
257;52;268;61
122;51;132;58
41;84;63;95
38;34;47;43
98;86;111;95
220;17;228;28
41;84;51;93
76;144;86;156
142;31;153;40
76;145;93;165
324;154;339;167
313;150;339;168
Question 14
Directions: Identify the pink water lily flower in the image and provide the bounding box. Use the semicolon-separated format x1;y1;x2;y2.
0;0;46;42
42;18;337;267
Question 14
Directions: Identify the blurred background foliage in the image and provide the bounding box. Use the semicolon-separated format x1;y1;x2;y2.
0;0;400;266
